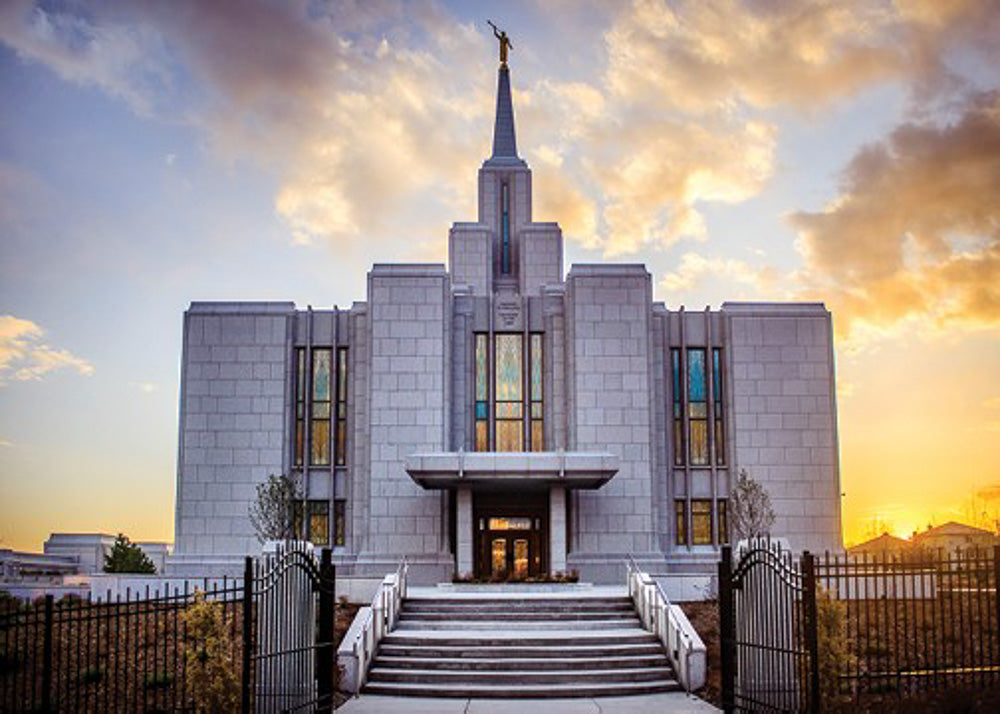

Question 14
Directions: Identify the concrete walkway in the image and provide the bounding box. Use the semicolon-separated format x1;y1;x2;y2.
338;692;721;713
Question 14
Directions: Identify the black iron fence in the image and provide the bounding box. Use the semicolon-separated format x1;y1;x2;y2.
720;542;1000;713
0;543;336;713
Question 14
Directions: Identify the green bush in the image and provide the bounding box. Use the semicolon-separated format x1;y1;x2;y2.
817;587;856;709
183;592;240;711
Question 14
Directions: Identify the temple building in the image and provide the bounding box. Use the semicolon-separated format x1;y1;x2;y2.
169;55;842;584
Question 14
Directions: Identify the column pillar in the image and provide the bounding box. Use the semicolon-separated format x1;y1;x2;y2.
549;485;567;574
457;487;474;576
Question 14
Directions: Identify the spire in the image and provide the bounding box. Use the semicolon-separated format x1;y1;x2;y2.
485;65;526;167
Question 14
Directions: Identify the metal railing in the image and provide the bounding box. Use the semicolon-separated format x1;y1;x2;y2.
338;557;408;695
626;555;707;692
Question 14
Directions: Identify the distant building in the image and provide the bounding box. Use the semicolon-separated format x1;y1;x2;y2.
912;522;998;553
169;52;843;584
848;532;911;557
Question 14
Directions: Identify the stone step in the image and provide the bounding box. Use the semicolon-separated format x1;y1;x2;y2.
393;618;640;631
403;598;633;610
398;610;636;621
380;631;658;647
375;642;665;658
367;666;675;685
374;654;670;671
361;679;682;699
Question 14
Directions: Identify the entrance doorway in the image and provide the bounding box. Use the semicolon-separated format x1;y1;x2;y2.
474;493;547;580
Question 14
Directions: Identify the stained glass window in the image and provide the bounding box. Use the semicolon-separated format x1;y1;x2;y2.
713;348;725;465
687;349;708;465
307;500;329;546
335;348;348;465
475;334;489;451
675;500;687;546
294;348;306;466
671;349;683;465
717;499;728;544
334;499;346;546
311;349;332;465
530;333;543;451
692;500;712;545
495;333;523;451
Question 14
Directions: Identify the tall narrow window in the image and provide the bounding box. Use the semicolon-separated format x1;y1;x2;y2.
333;499;346;547
530;333;543;451
717;499;729;544
687;349;708;465
494;333;523;451
713;347;725;465
475;334;489;451
307;500;329;546
501;182;510;274
294;348;306;466
311;349;331;466
692;500;712;545
675;501;687;546
335;347;348;465
671;349;683;465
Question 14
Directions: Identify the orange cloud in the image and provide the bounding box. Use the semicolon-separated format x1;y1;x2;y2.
0;315;93;385
790;91;1000;336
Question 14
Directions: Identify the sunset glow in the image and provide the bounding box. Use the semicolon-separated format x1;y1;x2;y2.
1;1;999;552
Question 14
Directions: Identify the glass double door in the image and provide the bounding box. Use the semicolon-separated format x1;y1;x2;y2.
475;507;546;580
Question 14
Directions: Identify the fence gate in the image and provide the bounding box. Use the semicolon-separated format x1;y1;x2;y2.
243;543;336;714
719;542;819;713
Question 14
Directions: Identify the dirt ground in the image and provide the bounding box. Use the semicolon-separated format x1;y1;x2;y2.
680;600;722;707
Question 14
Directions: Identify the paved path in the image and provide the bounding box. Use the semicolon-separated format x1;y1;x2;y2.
338;692;721;713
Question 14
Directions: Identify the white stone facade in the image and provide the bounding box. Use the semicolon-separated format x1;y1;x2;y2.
170;64;842;583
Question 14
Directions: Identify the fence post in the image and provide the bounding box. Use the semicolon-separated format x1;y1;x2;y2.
41;594;53;714
802;551;820;714
317;548;335;713
241;556;253;714
718;545;735;714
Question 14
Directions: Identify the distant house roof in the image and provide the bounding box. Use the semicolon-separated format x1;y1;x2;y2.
914;521;997;541
848;533;911;553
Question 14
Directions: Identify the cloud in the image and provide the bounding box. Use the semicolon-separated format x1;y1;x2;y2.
129;381;159;394
603;0;999;113
789;91;1000;337
659;252;778;293
0;315;94;385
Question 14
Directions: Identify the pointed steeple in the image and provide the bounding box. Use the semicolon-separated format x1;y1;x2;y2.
485;65;527;167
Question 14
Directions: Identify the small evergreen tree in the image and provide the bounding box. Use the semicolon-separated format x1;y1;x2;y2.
103;533;156;574
730;468;776;542
248;473;302;544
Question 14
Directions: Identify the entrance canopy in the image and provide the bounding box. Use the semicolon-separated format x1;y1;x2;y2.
405;451;618;491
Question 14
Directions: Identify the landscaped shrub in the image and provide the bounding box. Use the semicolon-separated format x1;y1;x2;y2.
817;587;855;709
182;592;240;711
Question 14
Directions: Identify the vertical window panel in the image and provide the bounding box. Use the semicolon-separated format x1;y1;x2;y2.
713;347;725;465
335;347;348;465
334;500;346;547
294;348;305;466
501;182;510;274
475;334;488;451
692;500;712;545
530;333;543;451
687;349;708;466
718;499;728;544
307;500;329;546
675;501;687;546
311;349;332;466
495;334;523;451
671;349;684;465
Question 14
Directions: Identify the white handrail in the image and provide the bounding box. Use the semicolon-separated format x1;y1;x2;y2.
337;558;409;694
626;556;707;692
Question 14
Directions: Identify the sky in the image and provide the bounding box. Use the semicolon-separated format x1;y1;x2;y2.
1;0;999;551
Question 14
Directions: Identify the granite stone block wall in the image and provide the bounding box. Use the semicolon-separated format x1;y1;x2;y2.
566;265;658;562
725;303;842;553
363;266;450;562
175;303;293;557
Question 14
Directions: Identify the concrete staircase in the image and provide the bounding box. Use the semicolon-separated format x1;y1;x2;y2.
361;587;681;698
